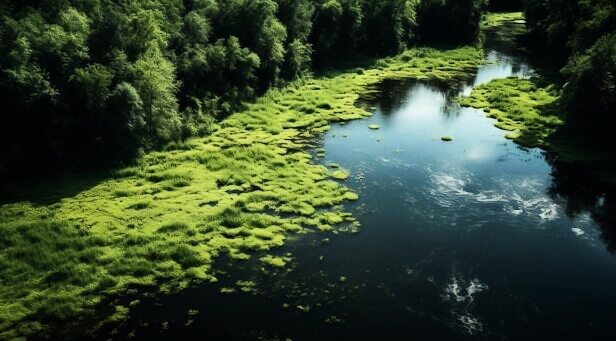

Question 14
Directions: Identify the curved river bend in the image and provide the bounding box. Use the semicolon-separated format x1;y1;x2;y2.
108;46;616;340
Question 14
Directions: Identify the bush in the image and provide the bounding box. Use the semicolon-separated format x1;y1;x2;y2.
562;33;616;125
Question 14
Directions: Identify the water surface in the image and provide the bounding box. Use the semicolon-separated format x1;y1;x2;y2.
106;47;616;340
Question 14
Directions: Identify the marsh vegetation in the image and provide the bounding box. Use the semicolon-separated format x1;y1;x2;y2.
1;1;615;339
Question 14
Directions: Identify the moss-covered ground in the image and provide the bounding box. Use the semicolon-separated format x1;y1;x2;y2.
0;46;483;339
459;71;616;186
465;13;616;184
480;12;527;54
481;12;525;31
459;76;563;148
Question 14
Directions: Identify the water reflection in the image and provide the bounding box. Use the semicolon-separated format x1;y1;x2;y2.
315;47;616;338
96;46;616;340
548;159;616;252
369;79;461;118
461;50;531;96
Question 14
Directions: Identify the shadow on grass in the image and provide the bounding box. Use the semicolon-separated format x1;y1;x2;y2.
0;170;113;206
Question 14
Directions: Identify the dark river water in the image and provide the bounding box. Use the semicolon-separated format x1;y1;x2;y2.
103;47;616;340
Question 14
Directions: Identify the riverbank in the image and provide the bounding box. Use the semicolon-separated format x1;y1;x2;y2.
462;13;616;185
0;46;483;339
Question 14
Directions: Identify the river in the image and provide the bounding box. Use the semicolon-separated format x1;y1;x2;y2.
105;35;616;340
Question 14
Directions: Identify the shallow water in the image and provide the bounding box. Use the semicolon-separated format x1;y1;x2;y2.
105;48;616;340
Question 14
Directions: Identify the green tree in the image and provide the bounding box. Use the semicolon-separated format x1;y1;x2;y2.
276;0;314;78
69;63;113;115
131;51;181;143
118;8;168;60
361;0;419;55
417;0;486;44
310;0;362;66
106;82;147;159
562;33;616;123
178;36;260;116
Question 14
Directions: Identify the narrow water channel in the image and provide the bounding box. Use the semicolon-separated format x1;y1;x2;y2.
105;43;616;340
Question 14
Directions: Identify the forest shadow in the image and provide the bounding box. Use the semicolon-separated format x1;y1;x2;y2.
0;170;113;206
548;158;616;253
357;77;463;118
313;39;473;79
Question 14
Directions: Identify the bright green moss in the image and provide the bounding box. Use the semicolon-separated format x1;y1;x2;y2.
460;74;616;185
481;12;525;30
343;192;359;201
331;170;350;181
260;255;291;268
0;45;484;339
459;77;563;148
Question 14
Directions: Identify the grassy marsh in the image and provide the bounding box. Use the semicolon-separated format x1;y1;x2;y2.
0;46;483;339
459;76;563;148
459;75;616;185
481;12;525;31
480;12;527;53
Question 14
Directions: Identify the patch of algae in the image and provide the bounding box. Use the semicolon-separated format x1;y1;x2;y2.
260;255;292;268
459;76;563;148
331;170;350;181
0;46;483;339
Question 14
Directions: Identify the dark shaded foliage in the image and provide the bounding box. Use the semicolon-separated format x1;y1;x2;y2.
488;0;522;12
417;0;486;44
0;0;487;180
523;0;615;127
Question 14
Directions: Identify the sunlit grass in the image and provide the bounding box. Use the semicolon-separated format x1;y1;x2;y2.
481;12;524;30
0;45;483;339
459;76;562;148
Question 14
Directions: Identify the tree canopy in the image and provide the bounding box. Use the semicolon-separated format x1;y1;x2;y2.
0;0;488;179
523;0;615;126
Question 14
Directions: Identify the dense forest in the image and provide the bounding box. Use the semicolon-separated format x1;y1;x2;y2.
0;0;487;182
523;0;615;129
0;0;613;181
2;1;616;339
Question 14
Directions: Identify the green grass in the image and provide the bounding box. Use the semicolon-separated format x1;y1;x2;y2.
459;76;563;148
481;12;528;54
481;12;525;30
0;45;483;339
459;73;616;185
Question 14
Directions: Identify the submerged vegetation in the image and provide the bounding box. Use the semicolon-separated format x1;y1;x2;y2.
0;46;483;339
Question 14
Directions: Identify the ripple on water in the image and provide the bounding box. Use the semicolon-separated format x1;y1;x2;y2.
442;276;489;304
440;275;489;335
425;166;561;225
